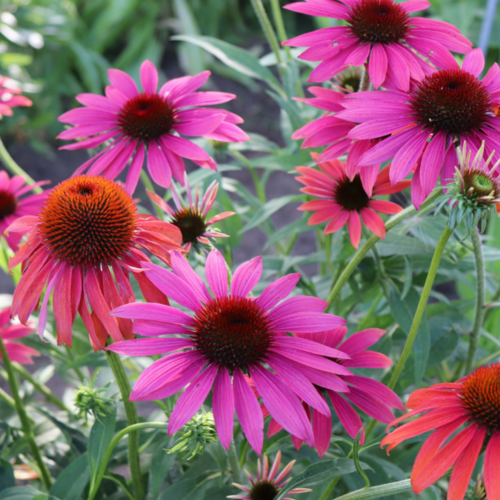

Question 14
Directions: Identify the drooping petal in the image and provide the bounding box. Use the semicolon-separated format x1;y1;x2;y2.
212;367;234;450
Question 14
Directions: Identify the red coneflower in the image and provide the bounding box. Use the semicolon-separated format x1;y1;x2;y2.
382;364;500;500
296;153;410;248
0;307;39;364
7;175;183;350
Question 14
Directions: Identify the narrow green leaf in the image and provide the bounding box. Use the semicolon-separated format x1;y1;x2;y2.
50;454;90;500
332;479;412;500
0;460;14;492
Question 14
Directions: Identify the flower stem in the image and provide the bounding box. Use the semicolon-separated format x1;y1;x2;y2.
465;226;485;374
358;67;371;92
105;350;144;500
88;422;168;500
0;138;42;193
228;440;242;484
250;0;285;77
12;363;70;412
326;189;442;309
386;225;453;390
0;334;52;489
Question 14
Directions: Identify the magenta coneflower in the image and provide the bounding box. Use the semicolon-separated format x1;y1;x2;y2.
0;307;39;364
382;364;500;500
147;173;234;252
0;77;32;116
107;249;347;454
0;171;47;251
7;175;183;350
283;0;472;90
266;327;403;456
339;49;500;207
229;451;311;500
296;154;410;248
57;60;249;193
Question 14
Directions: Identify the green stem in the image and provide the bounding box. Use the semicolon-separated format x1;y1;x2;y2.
12;363;70;412
105;350;144;500
333;480;412;500
250;0;285;77
0;385;14;407
0;138;42;193
231;150;266;202
358;66;371;92
88;422;168;500
0;335;52;489
318;477;341;500
387;225;453;390
465;226;485;374
228;440;242;484
327;189;442;309
140;170;164;219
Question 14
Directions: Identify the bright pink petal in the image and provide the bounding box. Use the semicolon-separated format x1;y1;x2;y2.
348;211;362;249
140;60;158;94
213;367;234;450
462;48;485;78
484;431;500;500
111;302;194;326
206;249;228;298
108;69;139;99
231;256;263;298
328;391;364;443
107;337;193;356
361;208;386;239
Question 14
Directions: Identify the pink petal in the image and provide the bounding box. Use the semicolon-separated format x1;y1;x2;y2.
168;364;218;435
171;251;211;302
484;431;500;500
213;367;234;450
140;60;158;94
108;68;139;99
267;296;328;322
340;328;386;354
148;142;171;188
125;143;145;194
272;336;350;359
313;407;332;458
231;256;263;297
345;386;395;423
343;350;392;369
233;368;264;454
400;0;430;12
328;391;364;443
111;302;194;326
269;311;345;333
107;337;193;356
346;376;403;410
361;208;386;239
206;249;228;298
348;211;362;249
419;132;446;195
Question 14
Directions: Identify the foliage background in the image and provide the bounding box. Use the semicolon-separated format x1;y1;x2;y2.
0;0;499;499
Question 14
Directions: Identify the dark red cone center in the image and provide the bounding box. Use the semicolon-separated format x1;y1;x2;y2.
334;174;370;211
249;481;280;500
412;69;492;136
192;296;272;371
0;190;17;220
349;0;410;44
171;208;206;245
118;93;175;141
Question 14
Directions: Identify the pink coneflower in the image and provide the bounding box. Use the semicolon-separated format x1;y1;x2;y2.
57;60;249;193
0;77;32;116
381;364;500;500
7;175;183;351
0;171;47;251
296;154;410;248
229;451;311;500
283;0;471;90
147;173;234;252
0;307;39;364
265;327;403;456
339;49;500;207
107;249;347;454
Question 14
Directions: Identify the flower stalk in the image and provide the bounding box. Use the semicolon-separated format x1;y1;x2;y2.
228;440;242;484
0;138;42;193
0;333;52;489
105;349;144;500
465;226;486;374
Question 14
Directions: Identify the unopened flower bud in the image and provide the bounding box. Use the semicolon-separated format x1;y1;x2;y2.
168;410;217;460
74;384;112;421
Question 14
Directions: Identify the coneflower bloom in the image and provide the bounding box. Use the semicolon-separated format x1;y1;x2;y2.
57;60;249;193
0;171;47;251
0;307;39;364
266;327;403;456
147;173;234;252
107;249;347;454
296;154;410;248
7;175;183;351
381;364;500;500
339;49;500;207
229;451;311;500
0;77;32;116
283;0;471;90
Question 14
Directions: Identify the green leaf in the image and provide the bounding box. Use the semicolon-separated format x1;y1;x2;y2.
50;454;90;500
88;402;117;488
149;435;176;500
0;487;59;500
0;460;14;492
241;195;302;233
388;285;430;384
332;480;412;500
264;217;311;250
278;459;371;499
170;35;282;93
